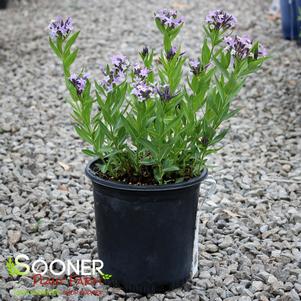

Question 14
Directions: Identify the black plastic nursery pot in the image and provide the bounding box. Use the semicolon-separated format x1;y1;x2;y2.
86;159;208;294
0;0;8;9
280;0;301;40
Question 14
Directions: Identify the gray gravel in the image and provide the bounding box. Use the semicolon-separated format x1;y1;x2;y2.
1;0;301;300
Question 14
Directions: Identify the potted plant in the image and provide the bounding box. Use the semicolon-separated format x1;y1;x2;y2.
48;10;267;294
280;0;301;40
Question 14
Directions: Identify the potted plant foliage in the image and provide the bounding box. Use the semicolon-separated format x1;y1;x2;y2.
48;10;267;294
280;0;301;40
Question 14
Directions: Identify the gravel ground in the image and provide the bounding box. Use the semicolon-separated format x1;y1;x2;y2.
0;0;301;300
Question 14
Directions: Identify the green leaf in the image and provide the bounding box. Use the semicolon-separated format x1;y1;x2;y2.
82;80;91;100
225;108;240;119
163;165;180;172
169;23;183;41
56;36;63;54
82;149;96;156
212;56;230;79
64;31;80;55
215;76;226;102
140;158;156;165
63;48;78;70
121;116;139;139
96;163;108;174
155;18;165;34
153;167;163;184
138;138;158;157
163;34;172;53
210;128;229;145
163;113;183;135
49;37;62;59
220;51;231;69
175;177;185;183
98;120;113;140
75;126;92;143
66;78;79;101
202;39;211;66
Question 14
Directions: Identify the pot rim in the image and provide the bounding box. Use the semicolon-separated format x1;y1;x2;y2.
85;158;208;192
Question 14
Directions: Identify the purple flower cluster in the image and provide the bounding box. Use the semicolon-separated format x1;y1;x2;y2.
189;59;201;75
155;9;184;29
49;16;73;39
69;73;89;95
165;46;185;61
140;46;149;59
225;35;267;59
206;10;237;30
132;81;154;101
189;59;211;75
166;46;177;60
111;55;130;71
224;35;252;59
257;44;268;58
133;64;150;79
131;64;154;101
157;85;176;102
101;55;129;92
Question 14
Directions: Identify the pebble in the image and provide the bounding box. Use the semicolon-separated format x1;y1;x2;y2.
7;230;21;245
289;289;300;301
199;271;211;279
251;281;264;292
271;250;282;257
219;236;234;249
282;164;291;172
295;283;301;293
238;297;252;301
260;225;269;233
205;243;219;253
223;275;235;286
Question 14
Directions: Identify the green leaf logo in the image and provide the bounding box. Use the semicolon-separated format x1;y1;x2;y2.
6;257;23;277
97;269;112;280
102;273;112;280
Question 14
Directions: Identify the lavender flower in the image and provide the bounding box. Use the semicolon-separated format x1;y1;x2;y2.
112;71;126;85
133;64;150;79
100;55;129;92
131;64;153;101
189;59;210;75
101;68;126;92
69;73;89;95
258;44;268;57
157;85;178;102
49;16;73;39
189;59;201;75
111;55;129;72
131;81;154;101
252;43;268;60
140;46;149;58
155;9;184;29
224;35;252;59
166;46;177;60
206;10;237;30
165;46;185;61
